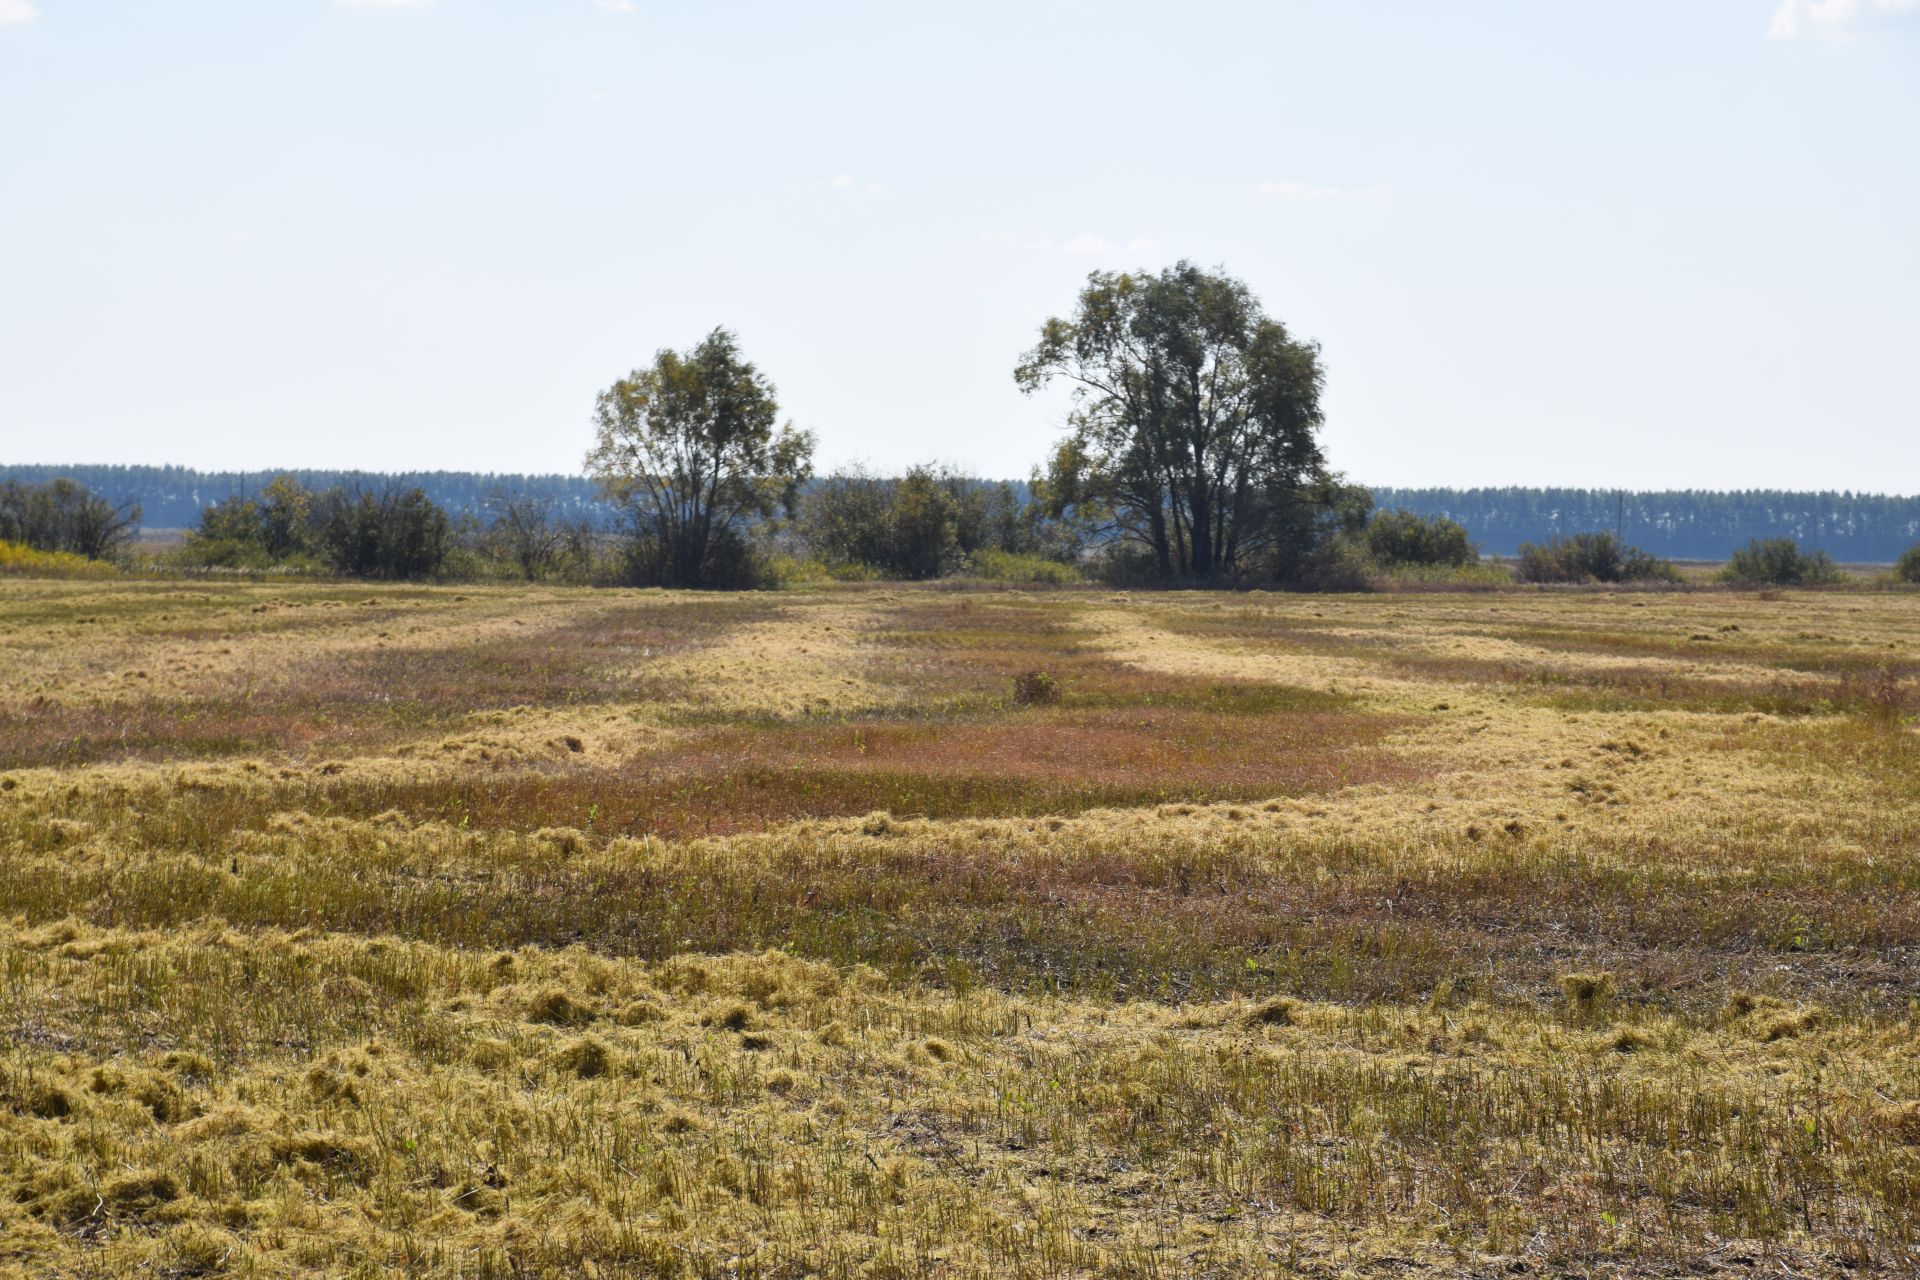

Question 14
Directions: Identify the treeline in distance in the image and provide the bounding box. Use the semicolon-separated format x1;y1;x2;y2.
8;476;1916;566
6;262;1919;587
1373;487;1920;562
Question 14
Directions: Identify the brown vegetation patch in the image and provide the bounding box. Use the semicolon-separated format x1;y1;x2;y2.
0;597;775;767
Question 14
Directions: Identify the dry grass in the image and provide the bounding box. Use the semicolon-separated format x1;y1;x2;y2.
1;579;1917;1276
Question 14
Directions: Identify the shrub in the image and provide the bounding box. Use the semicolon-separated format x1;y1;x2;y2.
1866;672;1910;728
1516;532;1678;584
966;548;1079;584
1290;533;1376;592
0;540;119;579
183;478;454;579
797;465;1064;582
889;468;965;580
1895;544;1920;584
797;466;961;580
310;487;452;579
1719;537;1842;586
760;554;834;587
0;478;139;560
616;523;775;588
1011;671;1061;707
1082;542;1167;586
477;489;595;582
1365;509;1476;569
1384;560;1515;587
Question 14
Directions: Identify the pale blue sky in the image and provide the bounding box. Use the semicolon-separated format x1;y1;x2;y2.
2;1;1916;488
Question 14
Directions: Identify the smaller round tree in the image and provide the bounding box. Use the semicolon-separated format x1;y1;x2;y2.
586;329;814;587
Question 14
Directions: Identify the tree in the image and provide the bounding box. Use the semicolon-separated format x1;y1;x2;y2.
185;495;271;567
184;478;451;578
885;467;962;580
257;475;311;560
1016;262;1329;582
1719;537;1841;586
798;467;895;573
0;478;139;560
797;465;962;581
484;488;570;581
1898;545;1920;584
1516;532;1677;584
1365;509;1477;569
585;329;814;587
308;486;451;579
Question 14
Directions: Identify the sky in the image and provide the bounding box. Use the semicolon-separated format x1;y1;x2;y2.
1;1;1917;490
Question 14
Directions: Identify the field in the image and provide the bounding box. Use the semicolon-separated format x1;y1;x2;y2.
1;579;1917;1278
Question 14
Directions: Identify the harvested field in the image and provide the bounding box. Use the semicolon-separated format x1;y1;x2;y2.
2;580;1918;1277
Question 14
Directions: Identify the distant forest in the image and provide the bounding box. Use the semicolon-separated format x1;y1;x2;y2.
1371;488;1920;562
0;465;618;530
4;465;1919;562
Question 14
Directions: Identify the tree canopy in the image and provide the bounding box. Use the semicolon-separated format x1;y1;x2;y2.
1017;262;1329;581
585;329;814;586
187;477;452;579
0;478;140;560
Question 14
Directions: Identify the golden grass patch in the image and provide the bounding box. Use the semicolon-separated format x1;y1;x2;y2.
1;579;1917;1276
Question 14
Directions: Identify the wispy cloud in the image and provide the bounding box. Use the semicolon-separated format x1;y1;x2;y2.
0;0;40;28
335;0;436;8
983;231;1158;256
1254;180;1390;203
1768;0;1920;39
593;0;636;11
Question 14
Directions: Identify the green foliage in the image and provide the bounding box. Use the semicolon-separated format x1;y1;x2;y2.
1018;262;1329;582
586;328;814;587
1258;476;1377;588
0;478;140;560
0;540;120;579
1289;532;1377;592
182;477;452;579
946;475;1029;559
887;468;963;580
1718;538;1843;586
1383;560;1515;587
478;489;595;582
759;554;839;587
1365;509;1477;569
181;497;280;569
310;488;453;579
965;549;1080;584
797;465;1062;582
1516;533;1679;584
797;468;896;572
1898;545;1920;584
